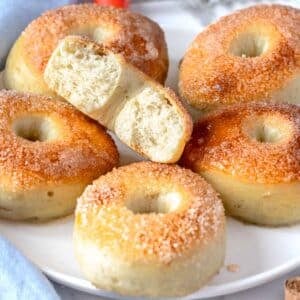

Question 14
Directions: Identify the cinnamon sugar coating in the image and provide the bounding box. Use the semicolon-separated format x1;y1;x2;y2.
0;90;118;191
22;4;168;83
76;162;225;264
181;102;300;184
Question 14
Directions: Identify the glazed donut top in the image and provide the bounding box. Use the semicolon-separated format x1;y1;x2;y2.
76;162;224;264
181;103;300;184
179;4;300;109
0;90;118;191
21;4;168;83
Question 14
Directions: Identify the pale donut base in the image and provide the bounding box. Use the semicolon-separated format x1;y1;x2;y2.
202;170;300;226
74;230;225;297
0;182;87;221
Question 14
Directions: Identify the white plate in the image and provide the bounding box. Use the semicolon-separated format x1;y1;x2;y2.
1;1;300;299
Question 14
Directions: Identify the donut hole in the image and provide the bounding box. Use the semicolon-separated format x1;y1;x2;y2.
115;86;185;162
13;116;57;142
126;191;182;214
243;115;292;144
71;27;115;44
230;32;269;58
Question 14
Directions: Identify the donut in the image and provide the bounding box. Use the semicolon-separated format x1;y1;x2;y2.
179;4;300;111
4;4;168;96
74;162;225;297
0;90;118;221
44;36;192;163
181;102;300;226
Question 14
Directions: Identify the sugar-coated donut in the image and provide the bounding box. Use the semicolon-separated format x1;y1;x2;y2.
179;5;300;111
181;102;300;226
74;162;225;297
4;4;168;96
0;90;118;221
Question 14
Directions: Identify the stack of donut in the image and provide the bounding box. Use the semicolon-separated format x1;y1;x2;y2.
0;3;299;298
179;4;300;227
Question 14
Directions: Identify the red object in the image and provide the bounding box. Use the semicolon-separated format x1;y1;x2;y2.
93;0;129;8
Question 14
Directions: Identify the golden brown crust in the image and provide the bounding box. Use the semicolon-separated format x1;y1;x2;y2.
21;4;168;83
0;90;118;192
179;4;300;109
75;162;225;264
180;102;300;184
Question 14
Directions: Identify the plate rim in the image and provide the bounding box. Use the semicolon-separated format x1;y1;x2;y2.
42;257;300;299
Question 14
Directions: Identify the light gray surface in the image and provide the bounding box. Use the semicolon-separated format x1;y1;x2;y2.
54;269;299;299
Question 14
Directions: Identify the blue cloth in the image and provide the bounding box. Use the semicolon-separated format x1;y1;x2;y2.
0;236;60;300
0;0;76;68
